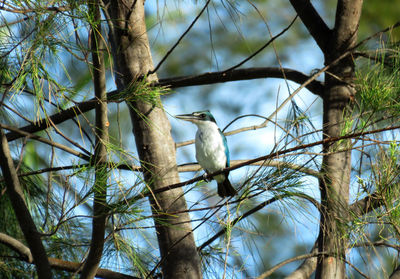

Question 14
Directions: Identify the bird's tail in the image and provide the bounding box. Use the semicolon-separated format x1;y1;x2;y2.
218;178;237;197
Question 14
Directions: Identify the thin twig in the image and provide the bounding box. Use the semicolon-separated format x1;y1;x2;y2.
222;16;298;72
0;123;91;161
150;124;400;199
148;0;211;74
257;252;325;279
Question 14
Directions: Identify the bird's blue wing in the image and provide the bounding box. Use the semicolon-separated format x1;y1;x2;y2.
219;129;230;167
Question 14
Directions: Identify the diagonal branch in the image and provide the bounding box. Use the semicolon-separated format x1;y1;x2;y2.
0;232;33;263
198;192;320;251
222;16;298;72
10;43;373;147
284;245;318;279
0;128;53;278
258;252;324;279
4;96;110;142
49;258;138;279
1;123;91;161
0;232;139;279
289;0;331;53
197;195;284;251
149;0;211;74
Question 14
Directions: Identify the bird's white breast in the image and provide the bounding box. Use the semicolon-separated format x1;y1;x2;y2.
195;122;227;173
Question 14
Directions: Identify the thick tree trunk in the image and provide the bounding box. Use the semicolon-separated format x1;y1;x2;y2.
103;1;202;278
316;86;352;279
316;1;363;278
289;0;363;278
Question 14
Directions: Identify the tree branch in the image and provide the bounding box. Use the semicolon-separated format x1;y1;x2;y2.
284;245;318;279
222;16;298;72
288;0;331;53
4;97;107;142
0;232;139;279
331;0;363;55
49;258;139;279
5;66;323;143
179;159;320;177
197;196;284;251
80;0;109;278
0;4;71;14
149;0;211;74
0;232;33;263
0;128;53;278
258;252;324;279
198;192;320;252
390;265;400;279
349;192;383;216
0;123;91;161
158;67;324;95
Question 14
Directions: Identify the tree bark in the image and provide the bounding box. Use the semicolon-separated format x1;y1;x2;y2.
290;0;363;278
284;245;318;279
390;265;400;279
80;1;109;278
316;1;363;278
103;1;202;278
0;128;53;279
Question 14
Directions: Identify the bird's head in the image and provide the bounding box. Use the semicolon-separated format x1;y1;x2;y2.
175;110;217;125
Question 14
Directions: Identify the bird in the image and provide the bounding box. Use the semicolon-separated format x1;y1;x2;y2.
176;110;236;197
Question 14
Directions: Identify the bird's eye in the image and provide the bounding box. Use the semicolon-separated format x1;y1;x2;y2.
200;113;206;118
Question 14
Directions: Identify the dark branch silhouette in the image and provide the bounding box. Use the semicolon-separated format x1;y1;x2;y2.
289;0;331;52
158;67;323;95
0;128;53;278
6;67;322;142
0;232;139;279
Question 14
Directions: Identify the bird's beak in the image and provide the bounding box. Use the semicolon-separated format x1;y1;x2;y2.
175;114;198;122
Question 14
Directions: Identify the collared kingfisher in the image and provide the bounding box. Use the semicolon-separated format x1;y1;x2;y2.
176;110;236;197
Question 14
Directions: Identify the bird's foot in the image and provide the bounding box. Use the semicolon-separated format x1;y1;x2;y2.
203;173;212;182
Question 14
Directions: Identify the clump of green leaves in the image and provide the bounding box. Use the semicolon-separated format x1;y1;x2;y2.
355;45;400;123
355;142;400;238
376;142;400;202
120;77;170;107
